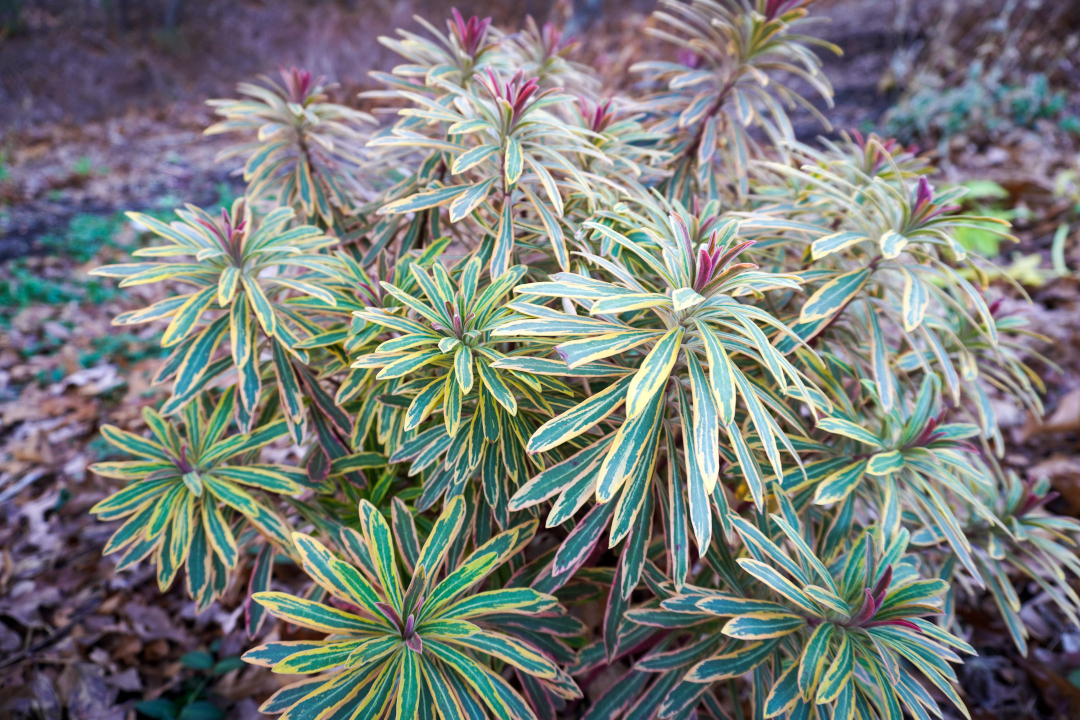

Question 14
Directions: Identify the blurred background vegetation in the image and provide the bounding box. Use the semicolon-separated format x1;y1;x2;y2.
0;0;1076;133
3;0;1078;311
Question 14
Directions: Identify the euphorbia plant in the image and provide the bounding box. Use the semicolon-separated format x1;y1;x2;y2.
87;1;1078;718
206;67;374;226
89;389;302;609
244;498;581;719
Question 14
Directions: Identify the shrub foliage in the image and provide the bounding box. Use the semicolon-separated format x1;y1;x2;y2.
89;1;1079;718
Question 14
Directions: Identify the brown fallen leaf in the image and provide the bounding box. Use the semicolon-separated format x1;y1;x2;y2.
58;663;123;720
1022;388;1080;439
1012;652;1080;719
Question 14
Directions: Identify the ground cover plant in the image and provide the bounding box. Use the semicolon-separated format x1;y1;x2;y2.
84;1;1080;718
879;0;1080;152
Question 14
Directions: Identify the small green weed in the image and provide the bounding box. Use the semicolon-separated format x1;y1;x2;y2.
134;643;242;720
2;263;121;311
73;156;93;177
951;180;1026;257
72;155;108;178
0;262;121;318
79;332;165;368
884;62;1079;147
38;212;125;263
